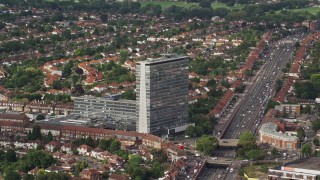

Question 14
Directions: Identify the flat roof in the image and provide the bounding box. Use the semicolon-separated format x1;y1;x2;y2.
260;122;298;141
137;54;188;65
74;95;136;103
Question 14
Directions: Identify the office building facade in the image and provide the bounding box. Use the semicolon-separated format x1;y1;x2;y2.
73;95;136;130
136;55;189;134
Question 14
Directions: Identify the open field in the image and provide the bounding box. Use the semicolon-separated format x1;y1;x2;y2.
45;0;244;10
140;1;198;8
140;1;243;10
290;6;320;15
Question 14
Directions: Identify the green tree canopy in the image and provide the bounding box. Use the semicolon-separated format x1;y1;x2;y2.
110;140;121;153
312;119;320;133
245;149;264;160
301;143;312;157
296;127;306;142
22;150;55;171
238;131;257;148
196;135;219;155
5;149;17;162
310;74;320;84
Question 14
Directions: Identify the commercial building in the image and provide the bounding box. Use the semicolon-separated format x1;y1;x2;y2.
274;104;301;117
73;95;136;131
268;157;320;180
136;54;189;135
259;122;298;150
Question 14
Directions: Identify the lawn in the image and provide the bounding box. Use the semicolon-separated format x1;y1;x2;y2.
290;6;320;15
140;1;243;10
140;1;198;9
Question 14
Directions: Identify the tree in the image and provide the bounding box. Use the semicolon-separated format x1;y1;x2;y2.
185;125;196;137
4;170;21;180
245;149;264;160
110;140;121;153
0;150;5;161
301;143;312;157
199;0;211;8
271;147;279;155
237;131;258;158
313;138;319;146
128;155;143;165
51;80;62;90
310;74;320;85
5;149;17;162
99;139;111;150
238;131;256;147
23;150;55;171
296;127;306;142
302;105;312;114
312;119;320;132
74;161;88;177
85;136;95;147
121;89;136;100
31;125;42;140
23;174;35;180
36;114;45;120
276;79;283;92
100;14;108;23
207;79;216;87
151;162;164;178
102;172;109;180
150;149;167;163
72;84;85;96
119;49;129;64
196;135;219;155
47;131;53;142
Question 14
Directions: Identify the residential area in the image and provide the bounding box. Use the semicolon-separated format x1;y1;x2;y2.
1;0;320;179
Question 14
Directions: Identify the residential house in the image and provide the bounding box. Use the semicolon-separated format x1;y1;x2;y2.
91;148;104;160
0;139;12;148
109;174;129;180
100;150;112;160
109;155;123;166
45;166;64;173
167;146;187;162
80;169;102;180
77;144;92;156
61;143;74;154
45;141;61;152
0;112;30;123
61;154;76;164
62;163;74;172
28;167;40;176
53;152;65;159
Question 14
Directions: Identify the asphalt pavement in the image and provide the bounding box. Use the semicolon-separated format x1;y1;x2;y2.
220;33;307;139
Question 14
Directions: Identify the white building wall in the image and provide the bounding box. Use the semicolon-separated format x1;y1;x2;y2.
138;62;149;133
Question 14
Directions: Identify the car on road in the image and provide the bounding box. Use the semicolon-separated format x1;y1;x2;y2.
211;157;218;160
230;168;233;173
218;175;221;179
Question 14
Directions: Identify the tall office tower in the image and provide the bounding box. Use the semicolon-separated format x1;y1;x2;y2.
136;54;189;135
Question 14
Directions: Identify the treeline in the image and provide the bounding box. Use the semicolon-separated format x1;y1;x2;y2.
295;41;320;99
0;0;315;22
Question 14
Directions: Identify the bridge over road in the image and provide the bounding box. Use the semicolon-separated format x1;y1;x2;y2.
206;159;232;166
218;139;239;149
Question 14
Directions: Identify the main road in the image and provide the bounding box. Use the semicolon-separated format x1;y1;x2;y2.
221;33;306;139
